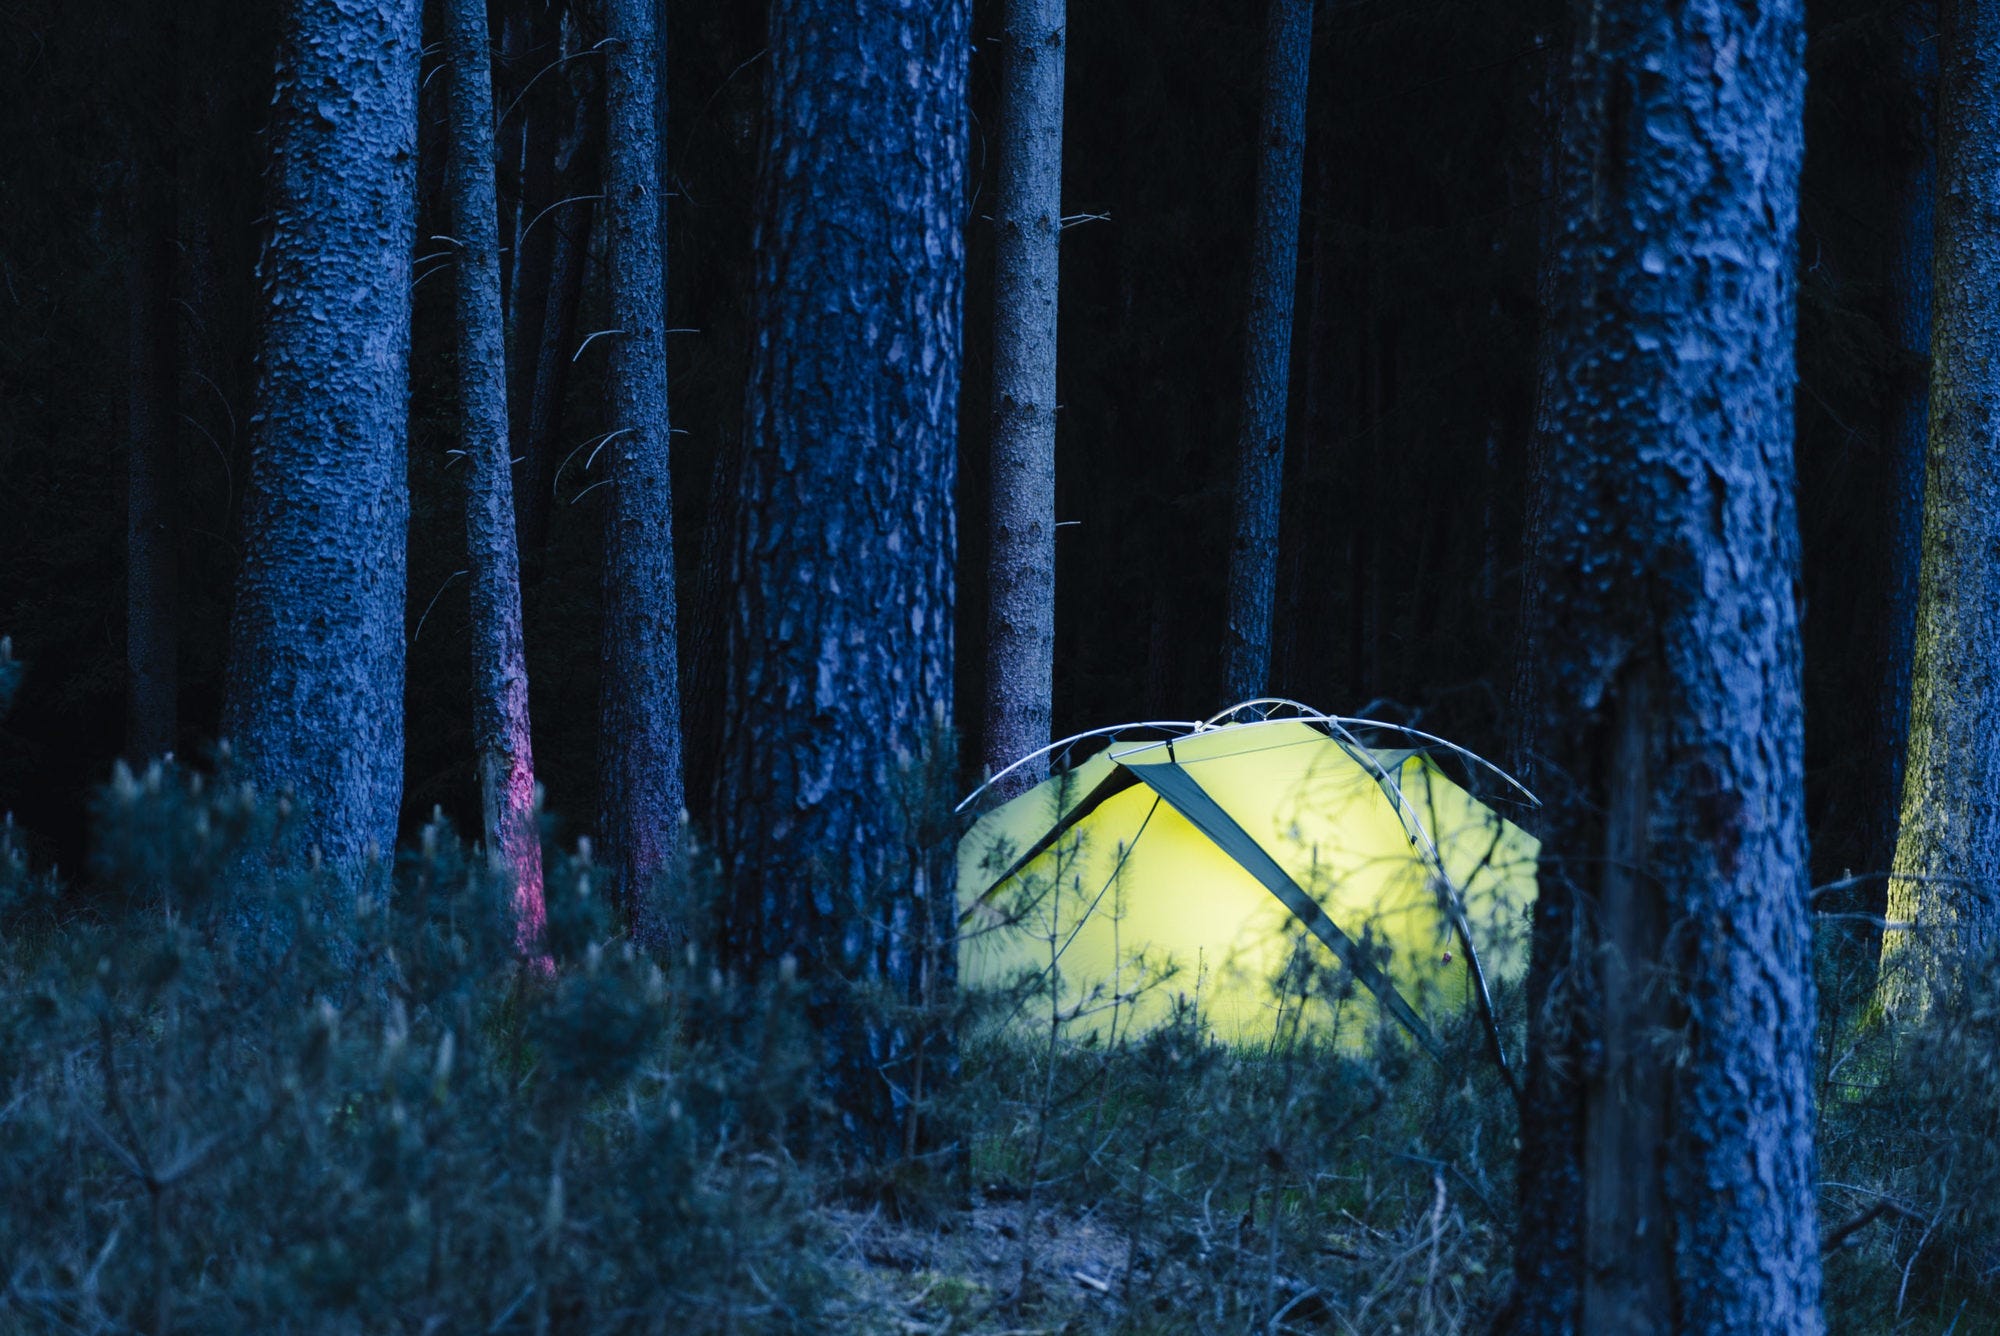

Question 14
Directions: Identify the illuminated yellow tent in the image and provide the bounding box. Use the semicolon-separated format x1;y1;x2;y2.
956;705;1539;1058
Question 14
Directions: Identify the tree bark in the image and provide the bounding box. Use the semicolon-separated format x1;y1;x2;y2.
1505;1;1822;1331
446;0;546;954
1220;0;1311;706
718;0;968;1154
981;0;1064;796
125;2;179;762
222;0;420;873
597;0;685;942
1886;0;2000;978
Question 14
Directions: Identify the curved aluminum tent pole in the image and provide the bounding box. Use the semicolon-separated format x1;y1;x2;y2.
954;719;1202;814
1202;697;1541;808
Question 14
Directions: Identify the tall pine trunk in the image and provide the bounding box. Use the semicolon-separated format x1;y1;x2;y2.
1274;157;1333;697
1886;0;2000;976
597;0;684;941
1506;30;1567;780
125;0;179;762
1827;0;1937;980
981;0;1064;795
1219;0;1311;705
1505;0;1821;1330
446;0;546;953
719;0;968;1153
223;0;420;872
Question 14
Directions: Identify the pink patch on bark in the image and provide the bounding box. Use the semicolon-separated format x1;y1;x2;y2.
501;720;551;975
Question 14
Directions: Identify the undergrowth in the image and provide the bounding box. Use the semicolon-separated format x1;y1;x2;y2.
0;759;1993;1332
1814;915;2000;1334
0;761;822;1333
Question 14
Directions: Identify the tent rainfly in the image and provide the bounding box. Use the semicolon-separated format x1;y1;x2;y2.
956;703;1539;1062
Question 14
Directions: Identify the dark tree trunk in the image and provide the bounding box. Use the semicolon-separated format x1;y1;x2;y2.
981;0;1064;794
505;2;602;572
446;0;546;952
681;437;742;825
1886;0;2000;972
1500;48;1578;1327
597;0;685;941
718;0;969;1154
501;0;563;460
1505;0;1822;1331
1273;155;1332;698
1220;0;1311;705
1825;0;1938;982
493;0;536;325
223;0;420;872
125;5;179;762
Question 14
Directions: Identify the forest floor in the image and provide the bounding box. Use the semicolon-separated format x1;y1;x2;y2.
824;1193;1450;1334
830;1202;1134;1333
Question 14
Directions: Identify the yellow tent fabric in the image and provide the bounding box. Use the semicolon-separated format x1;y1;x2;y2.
957;718;1538;1050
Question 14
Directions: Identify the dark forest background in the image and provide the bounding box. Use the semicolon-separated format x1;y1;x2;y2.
0;0;1905;890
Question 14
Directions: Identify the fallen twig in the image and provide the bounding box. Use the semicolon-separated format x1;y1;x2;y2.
1819;1199;1924;1255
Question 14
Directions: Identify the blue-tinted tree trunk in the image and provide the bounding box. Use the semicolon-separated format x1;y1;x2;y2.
1220;0;1311;705
223;0;420;873
719;0;968;1154
1886;0;2000;974
1505;0;1822;1330
597;0;684;942
446;0;546;954
981;0;1064;796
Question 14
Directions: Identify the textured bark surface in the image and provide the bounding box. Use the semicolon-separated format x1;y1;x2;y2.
125;23;179;762
222;0;419;871
446;0;546;953
597;0;685;940
1506;1;1822;1331
1886;0;2000;970
1847;0;1939;930
1219;0;1311;706
980;0;1064;796
719;0;968;1151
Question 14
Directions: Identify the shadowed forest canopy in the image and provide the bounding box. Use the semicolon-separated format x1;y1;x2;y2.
0;0;1910;893
0;0;1580;864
